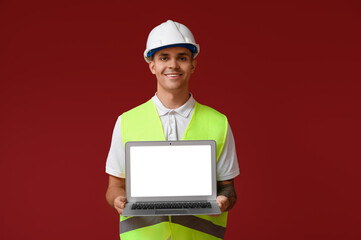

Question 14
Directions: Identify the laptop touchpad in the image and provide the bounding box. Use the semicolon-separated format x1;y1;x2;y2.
155;209;188;214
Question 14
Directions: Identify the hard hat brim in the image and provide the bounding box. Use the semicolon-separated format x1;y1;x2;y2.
144;43;199;62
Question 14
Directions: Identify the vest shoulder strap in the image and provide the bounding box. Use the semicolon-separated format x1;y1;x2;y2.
183;103;228;160
121;100;165;145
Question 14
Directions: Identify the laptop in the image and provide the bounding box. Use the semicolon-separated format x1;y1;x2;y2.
122;140;221;216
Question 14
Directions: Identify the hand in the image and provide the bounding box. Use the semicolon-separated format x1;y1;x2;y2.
209;195;229;217
114;196;127;214
216;195;230;213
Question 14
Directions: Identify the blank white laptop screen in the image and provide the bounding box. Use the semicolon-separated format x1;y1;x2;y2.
129;145;212;197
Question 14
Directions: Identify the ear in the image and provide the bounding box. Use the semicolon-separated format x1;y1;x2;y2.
149;61;156;75
191;59;197;74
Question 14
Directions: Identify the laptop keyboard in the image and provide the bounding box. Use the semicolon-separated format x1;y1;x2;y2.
131;201;212;210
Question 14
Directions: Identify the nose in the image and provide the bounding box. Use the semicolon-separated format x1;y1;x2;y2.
168;58;179;69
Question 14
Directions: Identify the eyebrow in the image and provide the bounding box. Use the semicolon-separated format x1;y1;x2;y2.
178;53;191;56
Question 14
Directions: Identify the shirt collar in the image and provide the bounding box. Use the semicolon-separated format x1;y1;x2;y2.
151;93;196;118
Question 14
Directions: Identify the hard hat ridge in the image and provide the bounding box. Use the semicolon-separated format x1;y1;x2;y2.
144;20;200;62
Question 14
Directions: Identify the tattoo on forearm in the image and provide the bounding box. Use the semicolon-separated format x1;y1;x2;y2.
217;179;237;211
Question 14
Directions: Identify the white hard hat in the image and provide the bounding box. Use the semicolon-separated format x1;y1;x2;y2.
144;20;200;63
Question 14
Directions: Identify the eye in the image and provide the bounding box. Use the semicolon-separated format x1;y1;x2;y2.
160;57;168;61
179;57;187;61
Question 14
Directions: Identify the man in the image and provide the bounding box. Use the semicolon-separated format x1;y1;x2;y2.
105;20;240;240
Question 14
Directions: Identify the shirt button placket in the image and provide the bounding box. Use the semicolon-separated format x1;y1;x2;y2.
168;111;177;141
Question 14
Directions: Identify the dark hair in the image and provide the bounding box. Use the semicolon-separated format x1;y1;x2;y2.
148;49;194;62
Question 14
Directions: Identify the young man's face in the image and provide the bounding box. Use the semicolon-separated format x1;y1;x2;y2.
149;47;196;94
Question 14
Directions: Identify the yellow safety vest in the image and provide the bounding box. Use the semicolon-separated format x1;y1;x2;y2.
120;99;228;240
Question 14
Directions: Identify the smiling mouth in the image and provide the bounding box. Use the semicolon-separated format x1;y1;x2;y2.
164;73;183;79
164;73;182;77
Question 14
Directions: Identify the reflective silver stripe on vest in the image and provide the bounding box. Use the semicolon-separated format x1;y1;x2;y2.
171;216;226;239
119;216;169;234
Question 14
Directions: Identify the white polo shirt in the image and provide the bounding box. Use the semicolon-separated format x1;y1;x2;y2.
105;94;240;181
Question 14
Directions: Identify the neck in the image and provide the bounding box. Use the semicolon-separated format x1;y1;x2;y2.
156;89;190;109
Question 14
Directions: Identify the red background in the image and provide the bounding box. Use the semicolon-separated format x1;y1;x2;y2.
1;0;360;239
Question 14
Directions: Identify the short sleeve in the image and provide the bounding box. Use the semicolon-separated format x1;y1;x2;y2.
105;115;126;178
216;123;240;181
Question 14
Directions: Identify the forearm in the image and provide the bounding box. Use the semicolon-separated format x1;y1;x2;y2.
217;179;237;211
106;176;126;208
106;186;124;207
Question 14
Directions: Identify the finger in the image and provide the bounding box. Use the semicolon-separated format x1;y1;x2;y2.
115;196;127;204
115;202;126;214
216;199;224;209
116;199;126;204
115;201;125;209
115;206;123;214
